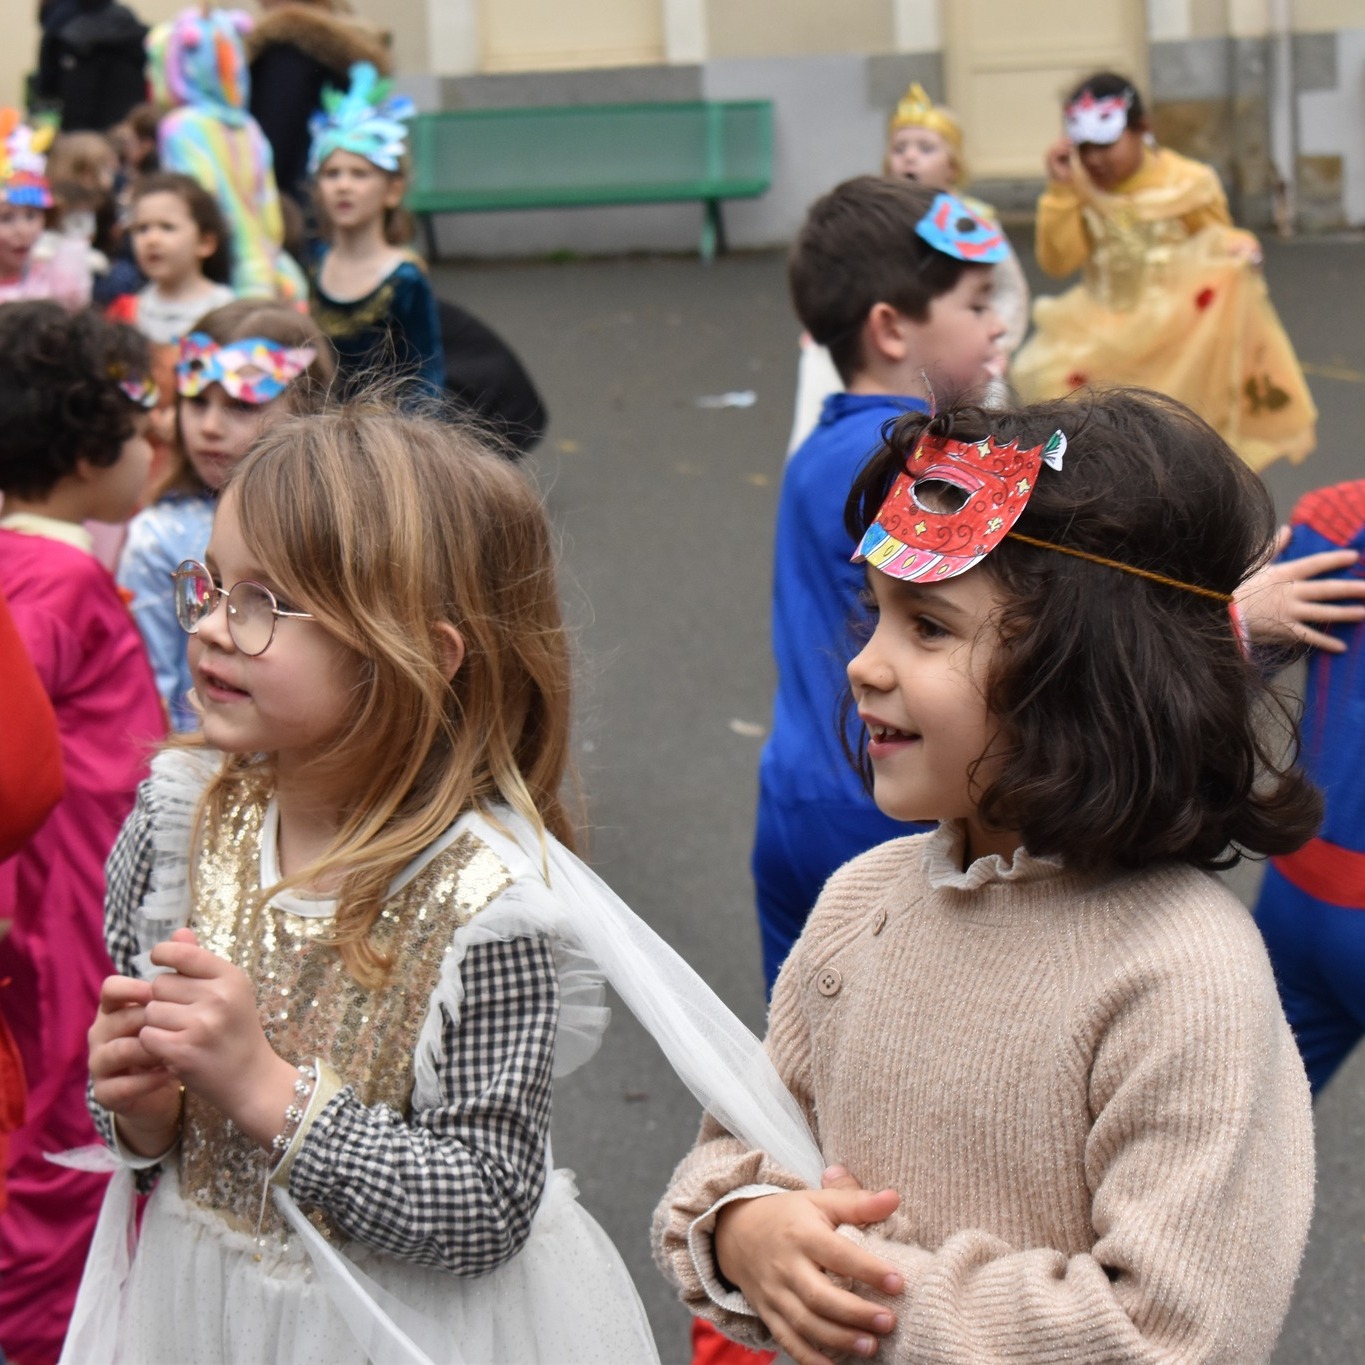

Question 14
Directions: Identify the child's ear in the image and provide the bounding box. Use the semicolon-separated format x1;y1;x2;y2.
434;622;465;681
195;232;218;263
865;302;912;364
384;175;405;211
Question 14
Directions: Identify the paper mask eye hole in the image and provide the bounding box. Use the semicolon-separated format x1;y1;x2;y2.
911;478;972;515
956;215;978;236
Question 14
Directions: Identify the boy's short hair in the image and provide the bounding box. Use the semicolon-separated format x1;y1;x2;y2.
788;175;971;385
0;302;150;500
845;389;1322;872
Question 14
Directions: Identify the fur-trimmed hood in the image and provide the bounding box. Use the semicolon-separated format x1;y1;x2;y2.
245;5;391;78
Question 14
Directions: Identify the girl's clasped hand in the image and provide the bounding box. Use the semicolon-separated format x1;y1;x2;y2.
91;927;300;1159
715;1173;903;1364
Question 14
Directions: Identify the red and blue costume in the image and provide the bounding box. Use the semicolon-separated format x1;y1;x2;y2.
1255;480;1365;1093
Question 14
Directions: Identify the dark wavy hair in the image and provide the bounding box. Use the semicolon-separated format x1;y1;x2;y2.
130;171;233;285
0;301;151;499
844;389;1322;871
788;175;971;385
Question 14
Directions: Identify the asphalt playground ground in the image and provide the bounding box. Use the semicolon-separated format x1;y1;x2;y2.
434;230;1365;1365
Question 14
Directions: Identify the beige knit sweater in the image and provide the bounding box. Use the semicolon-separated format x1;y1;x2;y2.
653;823;1315;1363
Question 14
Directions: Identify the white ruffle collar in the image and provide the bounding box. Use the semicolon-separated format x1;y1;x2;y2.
922;820;1062;892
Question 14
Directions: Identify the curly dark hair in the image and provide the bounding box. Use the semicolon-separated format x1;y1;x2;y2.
843;388;1322;871
0;302;152;499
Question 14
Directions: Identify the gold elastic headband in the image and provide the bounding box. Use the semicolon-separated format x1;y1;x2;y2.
1006;532;1233;603
888;82;963;154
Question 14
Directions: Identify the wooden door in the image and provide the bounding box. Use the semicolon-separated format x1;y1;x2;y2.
944;0;1148;179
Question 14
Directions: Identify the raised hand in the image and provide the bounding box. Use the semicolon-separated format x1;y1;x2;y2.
1236;527;1365;653
715;1184;903;1365
1045;137;1074;184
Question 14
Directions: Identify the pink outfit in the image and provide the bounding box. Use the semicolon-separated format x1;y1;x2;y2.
0;527;164;1365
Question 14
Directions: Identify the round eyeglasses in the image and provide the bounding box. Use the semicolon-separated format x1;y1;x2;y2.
171;559;315;657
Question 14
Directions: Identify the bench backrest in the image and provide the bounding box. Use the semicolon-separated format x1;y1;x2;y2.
408;100;773;205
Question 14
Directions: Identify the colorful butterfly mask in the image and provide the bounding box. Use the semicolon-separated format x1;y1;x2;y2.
1063;90;1132;147
118;376;160;409
176;333;317;404
853;429;1067;583
915;192;1007;264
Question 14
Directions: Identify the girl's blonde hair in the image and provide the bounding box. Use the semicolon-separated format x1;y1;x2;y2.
196;405;577;986
158;298;337;499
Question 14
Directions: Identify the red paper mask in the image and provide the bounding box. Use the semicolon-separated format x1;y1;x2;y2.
853;429;1066;582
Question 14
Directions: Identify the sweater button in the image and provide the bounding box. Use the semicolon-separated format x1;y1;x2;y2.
872;907;887;935
816;967;842;997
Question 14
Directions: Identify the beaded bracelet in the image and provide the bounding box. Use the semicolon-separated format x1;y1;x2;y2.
254;1062;319;1260
270;1062;318;1156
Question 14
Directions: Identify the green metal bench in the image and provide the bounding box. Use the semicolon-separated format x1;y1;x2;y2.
406;100;774;262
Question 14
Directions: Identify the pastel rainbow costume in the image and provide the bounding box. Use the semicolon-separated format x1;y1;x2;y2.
148;8;306;302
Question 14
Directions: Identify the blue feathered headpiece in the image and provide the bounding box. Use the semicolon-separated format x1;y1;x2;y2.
308;62;415;175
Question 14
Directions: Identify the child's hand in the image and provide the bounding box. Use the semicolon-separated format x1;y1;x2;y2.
141;928;302;1151
715;1185;903;1365
1223;228;1264;265
1045;137;1074;184
89;974;183;1157
1236;528;1365;653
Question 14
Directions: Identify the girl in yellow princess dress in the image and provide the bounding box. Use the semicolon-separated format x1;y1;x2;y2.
1012;71;1315;473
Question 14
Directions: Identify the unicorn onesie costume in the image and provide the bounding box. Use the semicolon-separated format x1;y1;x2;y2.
148;7;307;302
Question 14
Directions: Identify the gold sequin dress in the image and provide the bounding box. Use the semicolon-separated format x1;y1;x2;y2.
64;751;663;1365
1011;147;1316;472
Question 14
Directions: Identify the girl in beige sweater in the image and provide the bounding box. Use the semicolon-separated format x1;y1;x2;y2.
655;389;1319;1365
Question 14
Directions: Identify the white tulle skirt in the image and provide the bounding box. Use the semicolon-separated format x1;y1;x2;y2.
105;1165;658;1365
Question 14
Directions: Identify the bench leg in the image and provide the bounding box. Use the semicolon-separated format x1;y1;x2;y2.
701;200;729;263
421;212;440;265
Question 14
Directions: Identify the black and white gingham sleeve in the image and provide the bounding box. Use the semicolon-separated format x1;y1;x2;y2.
287;931;560;1276
103;779;156;977
88;781;159;1161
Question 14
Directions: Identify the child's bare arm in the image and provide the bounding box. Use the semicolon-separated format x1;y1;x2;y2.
1236;526;1364;652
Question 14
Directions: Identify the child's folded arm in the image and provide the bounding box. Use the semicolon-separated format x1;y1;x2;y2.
284;933;559;1276
653;1123;812;1352
830;913;1314;1364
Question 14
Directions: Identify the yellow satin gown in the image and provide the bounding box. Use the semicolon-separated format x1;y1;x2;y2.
1012;147;1316;472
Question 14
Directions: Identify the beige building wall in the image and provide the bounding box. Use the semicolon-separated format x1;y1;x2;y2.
12;1;1364;103
705;0;894;59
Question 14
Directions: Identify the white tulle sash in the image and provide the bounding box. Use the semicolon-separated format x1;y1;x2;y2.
60;767;824;1363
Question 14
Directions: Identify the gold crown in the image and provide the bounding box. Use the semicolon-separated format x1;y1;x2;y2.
888;82;963;155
